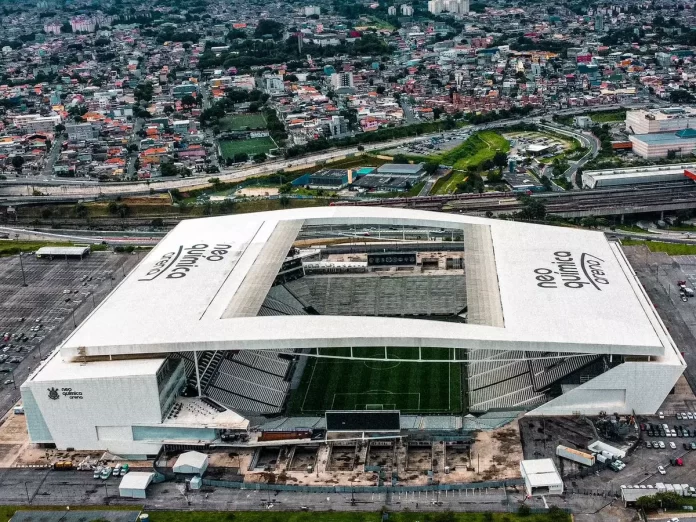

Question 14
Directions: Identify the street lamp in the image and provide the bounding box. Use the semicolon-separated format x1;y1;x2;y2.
18;252;27;287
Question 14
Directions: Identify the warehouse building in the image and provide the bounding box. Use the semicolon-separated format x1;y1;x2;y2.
20;207;685;457
582;164;696;188
629;128;696;159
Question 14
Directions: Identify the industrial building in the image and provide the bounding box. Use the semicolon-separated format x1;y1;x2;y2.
352;163;427;192
20;207;685;457
626;106;696;135
629;128;696;159
582;164;696;189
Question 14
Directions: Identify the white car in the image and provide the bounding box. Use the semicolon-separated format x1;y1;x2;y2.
658;465;666;475
670;442;677;449
659;441;666;449
689;413;694;420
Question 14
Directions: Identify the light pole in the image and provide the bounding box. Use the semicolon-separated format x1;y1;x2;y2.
24;481;30;504
71;309;76;329
18;252;27;287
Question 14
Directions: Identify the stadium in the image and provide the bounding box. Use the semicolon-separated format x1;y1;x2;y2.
20;207;685;457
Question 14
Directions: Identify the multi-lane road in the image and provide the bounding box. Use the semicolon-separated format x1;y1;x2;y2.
0;103;643;201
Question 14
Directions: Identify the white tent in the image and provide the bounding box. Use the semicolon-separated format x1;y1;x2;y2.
173;451;209;475
119;471;154;499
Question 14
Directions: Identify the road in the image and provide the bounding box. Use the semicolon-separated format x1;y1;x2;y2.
537;122;601;186
0;102;647;200
0;467;616;517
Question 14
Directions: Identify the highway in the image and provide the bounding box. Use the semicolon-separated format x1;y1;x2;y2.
0;102;645;200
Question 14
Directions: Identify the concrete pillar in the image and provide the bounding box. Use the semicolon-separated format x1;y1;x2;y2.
620;214;624;224
193;350;202;397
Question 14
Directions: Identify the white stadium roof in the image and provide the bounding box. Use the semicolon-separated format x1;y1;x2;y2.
57;207;675;360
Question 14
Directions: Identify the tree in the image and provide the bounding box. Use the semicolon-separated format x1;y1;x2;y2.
254;19;284;40
517;504;531;517
253;153;266;163
72;203;88;219
181;94;197;109
376;85;385;95
11;155;24;174
487;169;504;183
233;152;249;163
278;183;292;194
55;123;65;133
150;218;164;228
392;154;410;164
163;105;175;115
493;151;508;168
160;162;178;177
517;196;546;220
279;195;290;208
134;82;154;103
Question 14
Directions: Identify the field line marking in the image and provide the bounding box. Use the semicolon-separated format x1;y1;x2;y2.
301;356;320;413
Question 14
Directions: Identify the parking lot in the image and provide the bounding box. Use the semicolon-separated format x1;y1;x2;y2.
0;251;142;417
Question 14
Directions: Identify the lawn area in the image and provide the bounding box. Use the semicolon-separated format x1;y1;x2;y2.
219;113;267;131
0;240;107;256
287;347;463;415
219;137;277;159
621;239;696;255
431;131;510;195
590;110;626;123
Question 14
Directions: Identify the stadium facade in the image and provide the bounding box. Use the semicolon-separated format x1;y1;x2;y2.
21;207;684;457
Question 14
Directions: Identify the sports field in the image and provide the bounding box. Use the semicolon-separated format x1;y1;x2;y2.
220;113;267;130
219;137;276;158
288;347;465;415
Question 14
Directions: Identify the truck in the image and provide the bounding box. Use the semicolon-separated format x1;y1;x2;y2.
556;445;596;467
596;454;608;464
588;441;626;459
53;460;73;471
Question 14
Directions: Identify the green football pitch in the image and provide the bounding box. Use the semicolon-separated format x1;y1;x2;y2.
219;137;276;158
287;347;465;415
220;113;267;130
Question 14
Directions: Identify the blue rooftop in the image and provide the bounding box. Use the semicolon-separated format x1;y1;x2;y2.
633;130;696;144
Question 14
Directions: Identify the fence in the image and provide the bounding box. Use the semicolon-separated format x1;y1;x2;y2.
202;478;524;494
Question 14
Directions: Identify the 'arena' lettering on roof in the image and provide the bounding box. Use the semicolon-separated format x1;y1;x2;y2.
139;243;232;281
534;251;609;290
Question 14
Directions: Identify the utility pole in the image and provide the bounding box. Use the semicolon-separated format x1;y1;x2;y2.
24;481;30;504
18;252;27;287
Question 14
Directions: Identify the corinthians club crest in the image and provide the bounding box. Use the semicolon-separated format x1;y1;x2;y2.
48;387;59;400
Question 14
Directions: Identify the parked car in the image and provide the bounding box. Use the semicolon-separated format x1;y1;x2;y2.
659;441;666;449
658;465;666;475
100;467;112;480
670;442;677;449
93;467;102;479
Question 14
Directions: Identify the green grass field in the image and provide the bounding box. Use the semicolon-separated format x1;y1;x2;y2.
220;113;267;131
621;239;696;255
219;137;276;158
431;131;510;194
590;110;626;123
288;347;464;415
0;240;108;257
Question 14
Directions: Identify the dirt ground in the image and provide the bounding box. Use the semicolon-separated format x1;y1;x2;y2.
448;423;523;482
236;187;279;197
